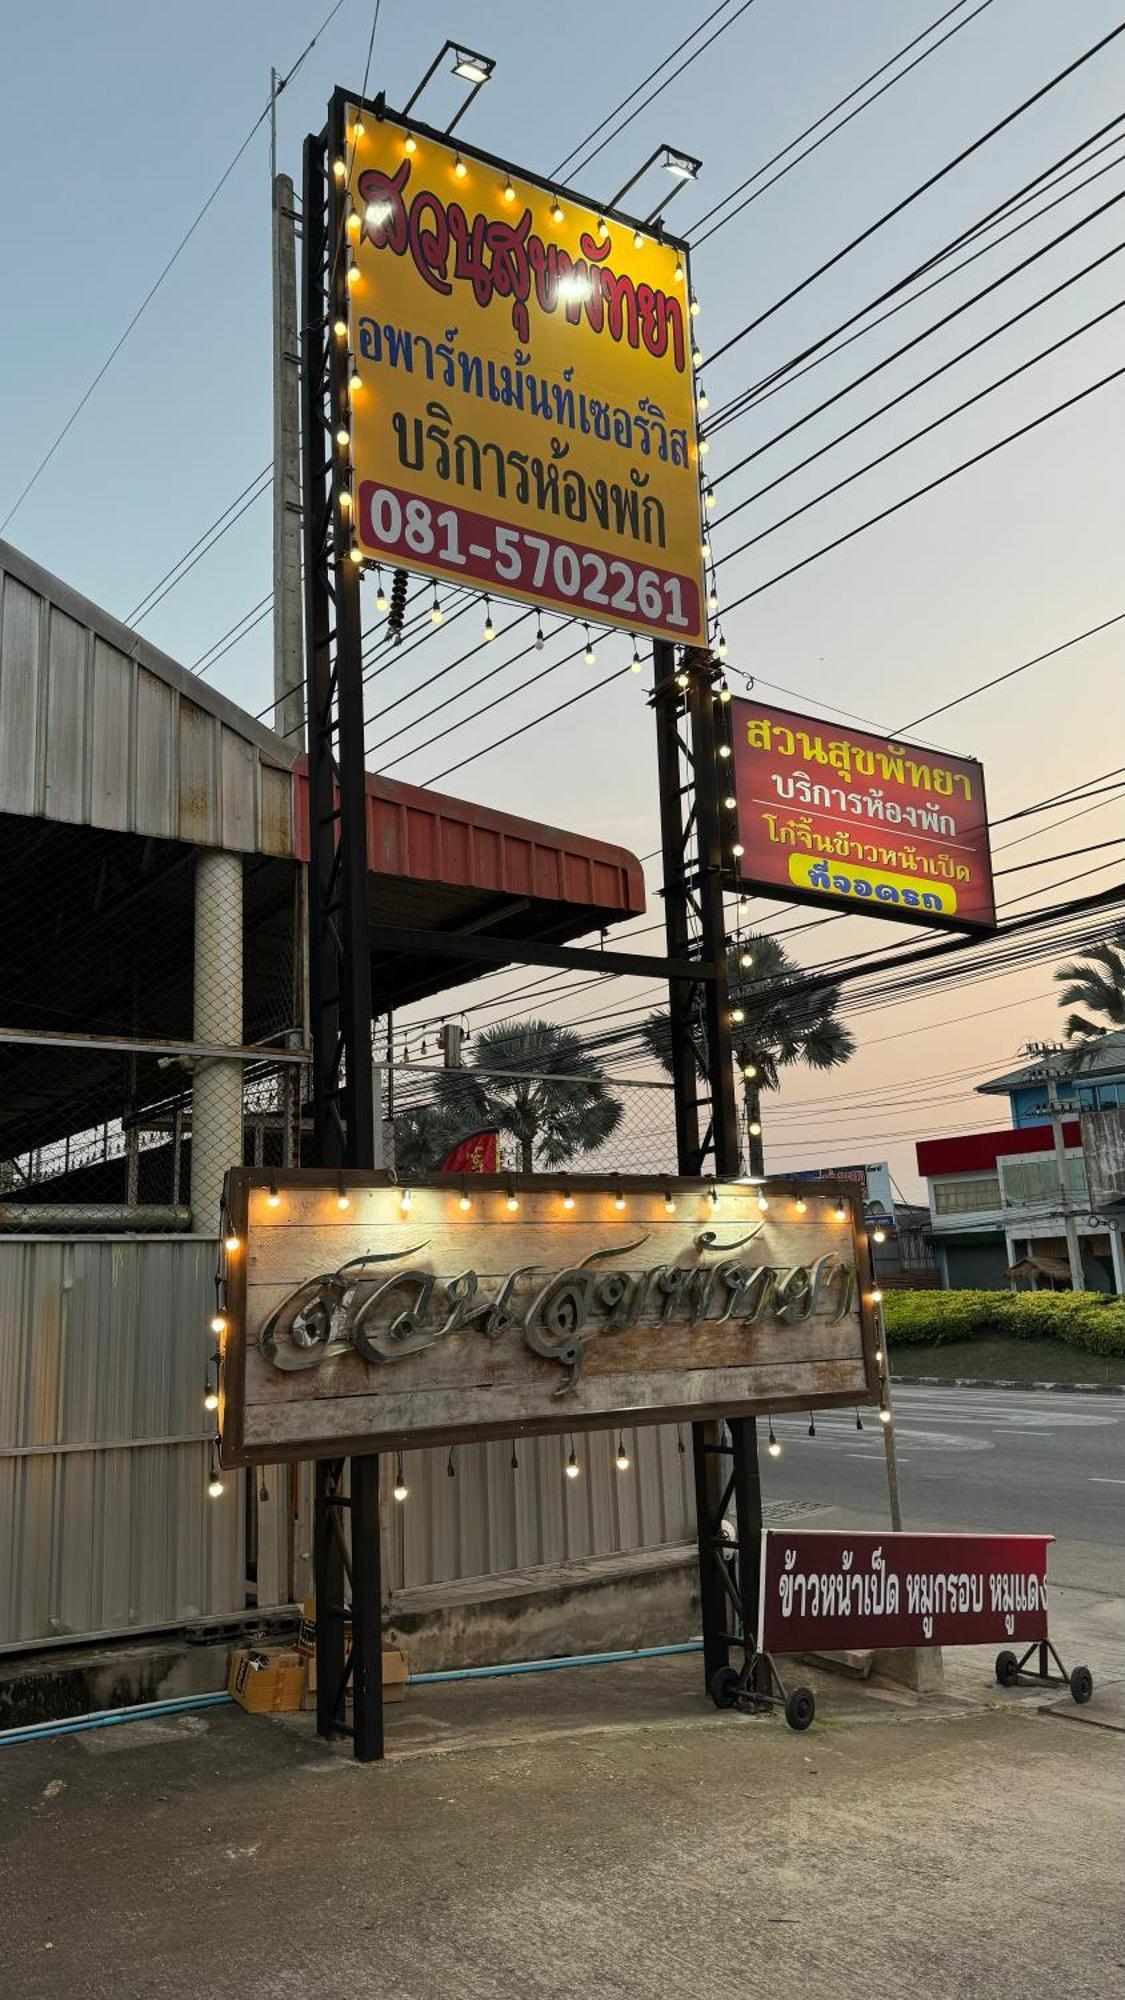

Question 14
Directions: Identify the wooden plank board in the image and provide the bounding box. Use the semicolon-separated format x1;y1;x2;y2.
219;1170;880;1465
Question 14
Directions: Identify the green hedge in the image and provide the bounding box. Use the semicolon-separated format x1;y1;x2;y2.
882;1288;1125;1357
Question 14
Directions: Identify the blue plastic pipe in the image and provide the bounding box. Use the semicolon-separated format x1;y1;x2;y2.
0;1640;705;1747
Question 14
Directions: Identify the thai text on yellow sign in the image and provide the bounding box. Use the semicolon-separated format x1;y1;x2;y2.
343;110;707;645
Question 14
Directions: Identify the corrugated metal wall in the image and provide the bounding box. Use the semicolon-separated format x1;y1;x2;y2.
0;1237;693;1651
387;1427;694;1595
0;1237;290;1650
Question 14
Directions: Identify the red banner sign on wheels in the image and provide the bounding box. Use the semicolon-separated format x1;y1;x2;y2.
729;698;996;933
342;106;706;645
757;1530;1052;1654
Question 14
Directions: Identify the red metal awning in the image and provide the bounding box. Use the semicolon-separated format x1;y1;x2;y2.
293;765;646;1007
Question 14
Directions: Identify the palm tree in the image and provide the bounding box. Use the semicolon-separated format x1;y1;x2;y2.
1055;926;1125;1042
640;933;855;1173
397;1018;624;1175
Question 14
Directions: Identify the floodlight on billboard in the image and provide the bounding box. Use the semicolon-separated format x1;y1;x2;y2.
340;105;707;646
727;697;996;934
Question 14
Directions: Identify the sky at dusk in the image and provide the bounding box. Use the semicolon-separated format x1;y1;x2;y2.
2;0;1123;1197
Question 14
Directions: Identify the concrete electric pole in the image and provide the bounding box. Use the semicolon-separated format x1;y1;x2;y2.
271;71;305;744
1024;1043;1086;1291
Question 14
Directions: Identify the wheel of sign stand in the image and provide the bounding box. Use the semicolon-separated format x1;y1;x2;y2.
709;1666;742;1710
784;1686;816;1732
995;1650;1020;1687
1069;1664;1094;1705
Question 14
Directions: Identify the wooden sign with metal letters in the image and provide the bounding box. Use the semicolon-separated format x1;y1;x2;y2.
218;1172;879;1465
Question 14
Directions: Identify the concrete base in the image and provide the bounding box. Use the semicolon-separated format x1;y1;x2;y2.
386;1544;699;1672
872;1645;946;1695
0;1547;699;1727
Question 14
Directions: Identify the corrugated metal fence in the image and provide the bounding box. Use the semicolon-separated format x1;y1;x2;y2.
0;1234;694;1652
0;1236;290;1650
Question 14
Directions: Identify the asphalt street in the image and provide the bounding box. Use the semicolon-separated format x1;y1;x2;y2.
760;1384;1125;1595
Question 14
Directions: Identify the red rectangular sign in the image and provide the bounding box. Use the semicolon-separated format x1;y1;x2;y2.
758;1530;1051;1653
729;698;996;933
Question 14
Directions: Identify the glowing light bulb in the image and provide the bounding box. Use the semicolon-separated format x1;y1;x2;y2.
872;1227;887;1245
349;546;364;565
551;197;564;223
767;1430;781;1459
483;604;495;640
454;154;467;179
400;1188;413;1211
596;216;608;242
332;157;346;181
674;257;684;282
584;632;596;664
615;1443;631;1471
562;1192;575;1211
756;1193;769;1213
731;1006;745;1024
337;1191;351;1211
404;133;417;155
346;211;361;243
224;1233;240;1253
336;427;350;452
339;488;352;512
503;176;515;202
630;645;643;672
871;1288;883;1305
210;1313;226;1336
692;345;703;369
376;582;389;611
393;1473;408;1502
333;317;348;340
697;383;709;410
346;263;360;289
699;435;710;455
614;1192;626;1212
208;1476;225;1499
506;1192;519;1213
741;1060;755;1077
267;1187;281;1209
875;1347;884;1363
717;631;728;661
718;744;731;760
748;1120;762;1136
633;228;644;249
740;956;753;973
565;1452;580;1479
705;485;716;511
708;585;718;613
459;1192;471;1212
835;1201;846;1221
204;1388;219;1412
349;369;362;398
732;841;744;858
879;1408;892;1426
430;596;444;625
690;293;701;318
664;1192;676;1214
351;119;365;142
794;1196;807;1214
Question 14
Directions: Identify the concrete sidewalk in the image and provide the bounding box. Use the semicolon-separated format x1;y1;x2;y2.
2;1647;1123;2000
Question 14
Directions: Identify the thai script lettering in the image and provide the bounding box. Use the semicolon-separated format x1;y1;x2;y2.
357;317;690;463
356;163;687;363
745;717;974;802
762;814;970;884
260;1238;859;1395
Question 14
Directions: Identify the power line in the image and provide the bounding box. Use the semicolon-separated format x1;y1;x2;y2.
565;1;760;180
0;0;349;534
125;468;273;628
690;0;996;244
702;20;1125;377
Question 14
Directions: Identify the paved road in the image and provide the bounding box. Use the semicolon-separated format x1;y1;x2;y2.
760;1384;1125;1595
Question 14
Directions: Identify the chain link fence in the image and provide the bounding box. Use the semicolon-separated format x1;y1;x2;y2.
382;1061;679;1180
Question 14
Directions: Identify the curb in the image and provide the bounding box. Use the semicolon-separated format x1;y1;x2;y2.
894;1375;1125;1394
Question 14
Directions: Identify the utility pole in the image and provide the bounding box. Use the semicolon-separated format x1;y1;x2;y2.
1024;1043;1085;1291
271;69;305;744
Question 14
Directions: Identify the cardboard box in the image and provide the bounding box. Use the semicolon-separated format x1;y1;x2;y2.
228;1647;307;1714
301;1644;409;1708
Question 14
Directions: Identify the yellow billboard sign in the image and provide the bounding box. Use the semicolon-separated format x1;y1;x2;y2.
343;110;707;646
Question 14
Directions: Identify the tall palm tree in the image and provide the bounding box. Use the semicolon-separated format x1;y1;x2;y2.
396;1019;624;1174
640;933;855;1173
1055;926;1125;1041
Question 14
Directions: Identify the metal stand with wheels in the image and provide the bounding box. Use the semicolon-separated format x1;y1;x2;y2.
710;1653;816;1732
995;1640;1094;1705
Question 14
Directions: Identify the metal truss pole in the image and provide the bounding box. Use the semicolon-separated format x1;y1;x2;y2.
301;95;382;1762
653;641;761;1699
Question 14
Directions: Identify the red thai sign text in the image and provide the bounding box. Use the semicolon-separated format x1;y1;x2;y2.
758;1530;1051;1654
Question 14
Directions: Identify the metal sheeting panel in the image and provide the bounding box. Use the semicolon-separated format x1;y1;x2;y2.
0;543;294;858
0;1238;289;1649
387;1426;694;1594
